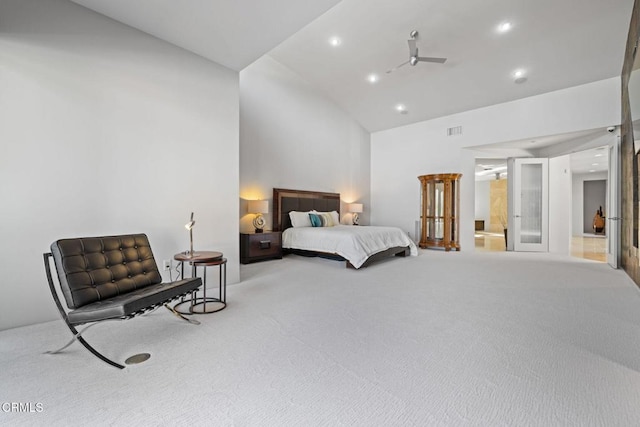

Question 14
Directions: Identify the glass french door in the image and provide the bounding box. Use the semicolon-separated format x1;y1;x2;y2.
509;158;549;252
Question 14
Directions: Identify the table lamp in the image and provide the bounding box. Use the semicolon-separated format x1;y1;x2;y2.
185;212;195;257
248;200;268;233
349;203;363;225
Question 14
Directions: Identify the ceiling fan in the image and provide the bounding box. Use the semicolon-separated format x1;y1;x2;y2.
386;30;447;74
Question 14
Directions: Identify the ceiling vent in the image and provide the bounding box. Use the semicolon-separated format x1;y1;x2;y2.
447;126;462;136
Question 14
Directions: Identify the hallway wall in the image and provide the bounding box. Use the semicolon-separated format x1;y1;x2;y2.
549;155;572;254
583;180;607;233
489;180;508;233
572;172;608;236
475;180;490;231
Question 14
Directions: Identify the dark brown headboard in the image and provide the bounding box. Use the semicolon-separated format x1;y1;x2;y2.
273;188;341;231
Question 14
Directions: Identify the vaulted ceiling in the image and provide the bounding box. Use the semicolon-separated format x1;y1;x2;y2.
72;0;634;132
70;0;341;71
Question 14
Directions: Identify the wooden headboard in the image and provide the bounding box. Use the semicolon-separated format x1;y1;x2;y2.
273;188;341;231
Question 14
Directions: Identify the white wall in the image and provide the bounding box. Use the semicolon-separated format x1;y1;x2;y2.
474;180;491;231
572;172;609;235
239;55;370;231
0;0;240;330
549;155;572;254
371;78;620;251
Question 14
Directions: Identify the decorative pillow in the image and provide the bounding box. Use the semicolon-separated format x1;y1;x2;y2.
320;213;334;227
308;213;323;227
289;211;312;227
313;210;340;226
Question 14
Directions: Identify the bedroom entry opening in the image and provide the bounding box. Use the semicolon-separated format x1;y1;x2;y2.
568;144;614;264
474;143;616;264
474;158;508;252
474;157;550;253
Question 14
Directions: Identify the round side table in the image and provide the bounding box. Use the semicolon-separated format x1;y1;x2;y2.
173;251;227;314
190;258;226;313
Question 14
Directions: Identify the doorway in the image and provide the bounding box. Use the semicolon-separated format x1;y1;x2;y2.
573;179;607;261
474;160;507;252
583;180;606;234
568;146;609;262
473;128;617;263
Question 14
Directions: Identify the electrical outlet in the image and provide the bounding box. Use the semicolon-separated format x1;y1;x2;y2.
163;260;171;271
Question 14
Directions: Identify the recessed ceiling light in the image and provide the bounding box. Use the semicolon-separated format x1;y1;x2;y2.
589;170;596;172
395;104;408;114
592;163;599;166
329;36;342;47
367;74;379;83
513;68;527;84
595;154;603;157
497;22;512;33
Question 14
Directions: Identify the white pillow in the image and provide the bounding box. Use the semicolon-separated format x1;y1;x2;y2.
313;210;340;226
289;211;313;228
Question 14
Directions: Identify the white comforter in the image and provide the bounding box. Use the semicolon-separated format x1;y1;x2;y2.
282;225;418;268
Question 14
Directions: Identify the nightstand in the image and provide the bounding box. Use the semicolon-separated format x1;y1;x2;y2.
240;231;282;264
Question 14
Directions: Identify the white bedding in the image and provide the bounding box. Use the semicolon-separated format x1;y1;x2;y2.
282;225;418;268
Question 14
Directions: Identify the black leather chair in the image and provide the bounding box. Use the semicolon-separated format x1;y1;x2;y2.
43;234;202;369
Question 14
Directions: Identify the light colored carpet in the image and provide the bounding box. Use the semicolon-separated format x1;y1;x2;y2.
2;250;640;426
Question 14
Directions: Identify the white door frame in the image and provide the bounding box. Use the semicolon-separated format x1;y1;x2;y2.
607;135;620;268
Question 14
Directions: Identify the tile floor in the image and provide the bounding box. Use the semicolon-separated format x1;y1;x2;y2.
475;231;607;263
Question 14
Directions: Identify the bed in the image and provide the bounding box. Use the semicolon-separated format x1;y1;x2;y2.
273;188;418;268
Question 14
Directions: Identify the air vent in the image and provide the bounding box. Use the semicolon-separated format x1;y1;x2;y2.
447;126;462;136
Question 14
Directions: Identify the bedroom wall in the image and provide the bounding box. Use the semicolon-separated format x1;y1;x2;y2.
239;55;370;231
0;0;240;330
371;78;620;251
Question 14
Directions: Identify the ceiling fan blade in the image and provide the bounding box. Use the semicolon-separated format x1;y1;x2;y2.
407;39;418;57
417;56;447;64
386;60;409;74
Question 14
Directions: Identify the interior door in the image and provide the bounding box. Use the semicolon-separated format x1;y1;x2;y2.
510;158;549;252
607;136;620;268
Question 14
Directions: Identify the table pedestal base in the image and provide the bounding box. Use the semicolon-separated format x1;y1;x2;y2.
174;297;226;314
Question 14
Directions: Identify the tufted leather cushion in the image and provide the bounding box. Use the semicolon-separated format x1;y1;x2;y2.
51;234;163;309
66;279;200;324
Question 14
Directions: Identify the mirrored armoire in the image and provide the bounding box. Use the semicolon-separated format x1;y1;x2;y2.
418;173;462;251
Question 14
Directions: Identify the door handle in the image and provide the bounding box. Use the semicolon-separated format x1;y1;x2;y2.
514;215;521;218
608;217;623;221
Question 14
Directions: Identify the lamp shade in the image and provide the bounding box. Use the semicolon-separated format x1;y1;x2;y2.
248;200;269;214
348;203;363;213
